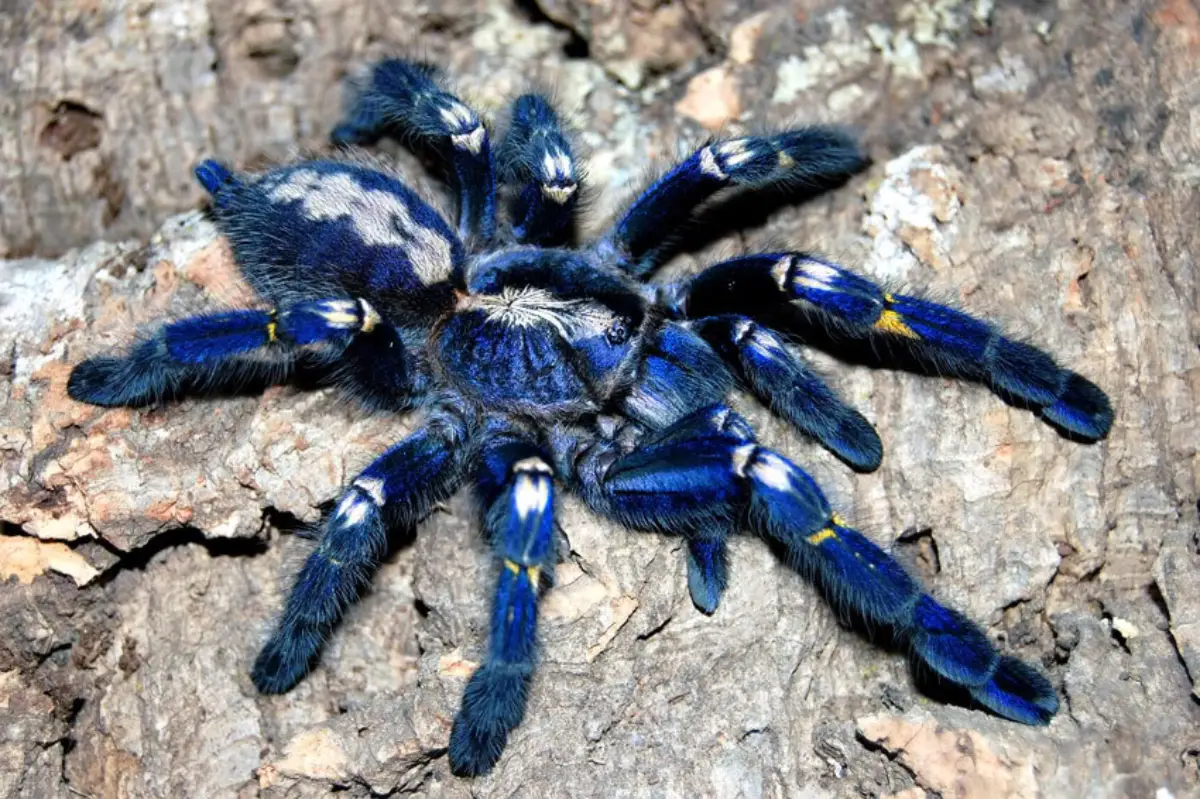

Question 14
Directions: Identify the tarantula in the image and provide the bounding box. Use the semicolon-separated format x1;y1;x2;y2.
67;59;1113;777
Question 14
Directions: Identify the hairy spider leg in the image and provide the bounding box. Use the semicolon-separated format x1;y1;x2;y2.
195;159;466;321
621;321;733;429
574;408;1058;723
162;299;374;361
331;59;496;243
604;321;743;606
252;403;473;694
496;94;580;246
692;314;883;472
575;405;754;613
593;129;865;277
748;452;1058;725
67;337;290;408
450;428;557;776
645;406;757;613
679;253;1114;441
66;298;426;410
65;300;356;407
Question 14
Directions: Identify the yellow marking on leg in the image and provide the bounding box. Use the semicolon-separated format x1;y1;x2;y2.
830;513;848;527
266;321;278;342
777;151;795;169
874;309;919;339
806;528;839;546
503;560;542;584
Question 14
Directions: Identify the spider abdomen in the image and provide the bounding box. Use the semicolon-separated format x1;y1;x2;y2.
197;159;465;318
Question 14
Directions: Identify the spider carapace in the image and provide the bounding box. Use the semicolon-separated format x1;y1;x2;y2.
67;58;1113;776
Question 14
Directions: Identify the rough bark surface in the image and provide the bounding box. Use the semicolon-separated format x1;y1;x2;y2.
2;1;1199;797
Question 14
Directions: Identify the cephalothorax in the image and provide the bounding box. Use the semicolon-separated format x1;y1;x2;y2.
68;59;1113;776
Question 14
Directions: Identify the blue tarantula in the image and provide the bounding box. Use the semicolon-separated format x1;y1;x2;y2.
67;59;1112;776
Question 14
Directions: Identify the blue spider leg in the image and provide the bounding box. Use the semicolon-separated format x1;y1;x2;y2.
620;321;734;429
162;299;375;362
253;401;474;694
574;413;1058;723
450;427;556;777
692;315;882;472
685;532;729;616
331;59;496;243
496;94;580;246
66;299;420;408
648;405;755;614
67;339;292;408
331;323;431;412
746;450;1058;725
576;404;753;612
593;129;865;277
677;252;1113;442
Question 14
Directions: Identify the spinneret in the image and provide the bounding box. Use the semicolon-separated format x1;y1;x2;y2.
65;56;1113;778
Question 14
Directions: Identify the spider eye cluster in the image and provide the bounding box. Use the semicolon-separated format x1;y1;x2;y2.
605;317;632;345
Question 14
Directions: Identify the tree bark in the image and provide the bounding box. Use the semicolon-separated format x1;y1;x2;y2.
1;1;1197;796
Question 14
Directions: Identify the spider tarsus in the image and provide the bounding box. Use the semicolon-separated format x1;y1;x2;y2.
1040;373;1114;442
448;665;532;777
67;356;137;407
686;537;729;614
67;343;176;407
830;411;884;473
971;655;1059;725
251;628;319;695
